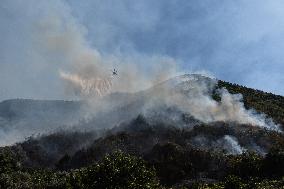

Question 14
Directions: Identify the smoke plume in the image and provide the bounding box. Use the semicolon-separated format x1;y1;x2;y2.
0;0;281;147
142;75;280;131
218;135;244;155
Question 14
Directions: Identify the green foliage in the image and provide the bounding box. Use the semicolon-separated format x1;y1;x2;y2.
263;146;284;177
148;142;192;185
0;147;20;173
0;151;160;189
223;175;246;189
79;151;159;189
186;177;284;189
1;80;284;188
228;152;262;179
0;170;70;189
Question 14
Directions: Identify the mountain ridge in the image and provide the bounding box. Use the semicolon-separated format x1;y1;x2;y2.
0;74;284;188
0;74;283;146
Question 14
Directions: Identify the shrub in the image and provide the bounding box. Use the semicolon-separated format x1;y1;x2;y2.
79;151;160;189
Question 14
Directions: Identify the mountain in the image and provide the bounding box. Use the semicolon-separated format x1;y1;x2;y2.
0;74;283;145
0;99;81;120
0;74;284;188
0;99;86;145
0;74;216;142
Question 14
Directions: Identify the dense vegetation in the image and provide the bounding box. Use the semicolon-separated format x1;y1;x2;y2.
0;81;284;188
1;142;284;188
0;150;159;189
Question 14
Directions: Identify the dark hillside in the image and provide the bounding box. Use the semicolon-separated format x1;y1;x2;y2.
1;79;284;188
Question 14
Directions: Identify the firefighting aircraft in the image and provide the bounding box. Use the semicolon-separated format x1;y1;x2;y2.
112;69;118;76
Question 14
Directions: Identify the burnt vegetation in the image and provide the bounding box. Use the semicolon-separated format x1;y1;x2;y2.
1;81;284;188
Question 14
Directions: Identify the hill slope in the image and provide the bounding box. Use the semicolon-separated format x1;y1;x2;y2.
0;74;284;188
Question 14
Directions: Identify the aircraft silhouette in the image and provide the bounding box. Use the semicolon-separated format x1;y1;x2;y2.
112;69;118;76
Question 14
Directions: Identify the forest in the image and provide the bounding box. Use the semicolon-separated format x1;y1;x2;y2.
0;80;284;189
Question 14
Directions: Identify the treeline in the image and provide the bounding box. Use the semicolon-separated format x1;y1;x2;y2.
0;150;159;189
1;81;284;188
1;146;284;188
1;116;284;188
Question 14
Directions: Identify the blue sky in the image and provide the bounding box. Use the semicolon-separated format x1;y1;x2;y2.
0;0;284;100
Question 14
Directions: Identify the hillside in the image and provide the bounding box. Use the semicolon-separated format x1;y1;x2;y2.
0;99;87;145
0;74;284;188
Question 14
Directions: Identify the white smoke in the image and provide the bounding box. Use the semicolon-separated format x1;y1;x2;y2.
191;135;244;154
142;74;281;131
218;135;244;155
36;9;178;98
35;7;118;98
0;0;282;147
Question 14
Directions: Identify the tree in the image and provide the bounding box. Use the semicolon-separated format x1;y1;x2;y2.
263;146;284;177
79;151;160;189
0;148;20;173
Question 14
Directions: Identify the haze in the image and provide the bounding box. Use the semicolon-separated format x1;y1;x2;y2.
1;0;284;100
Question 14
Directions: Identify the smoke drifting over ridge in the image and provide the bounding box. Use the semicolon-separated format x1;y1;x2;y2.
140;75;280;131
38;5;178;97
0;0;281;148
1;0;284;98
32;0;181;99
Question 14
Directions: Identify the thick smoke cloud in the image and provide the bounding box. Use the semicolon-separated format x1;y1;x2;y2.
141;75;280;131
1;0;284;100
0;0;179;145
0;0;178;100
0;0;282;147
34;1;179;97
66;0;284;95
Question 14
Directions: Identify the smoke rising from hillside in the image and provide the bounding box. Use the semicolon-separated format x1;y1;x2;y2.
0;0;281;148
192;135;244;154
39;2;279;131
219;135;244;155
32;0;179;98
142;75;280;131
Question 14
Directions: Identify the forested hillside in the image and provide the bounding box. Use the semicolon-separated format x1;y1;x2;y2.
0;80;284;188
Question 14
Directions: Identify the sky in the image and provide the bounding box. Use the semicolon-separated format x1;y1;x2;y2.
0;0;284;100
